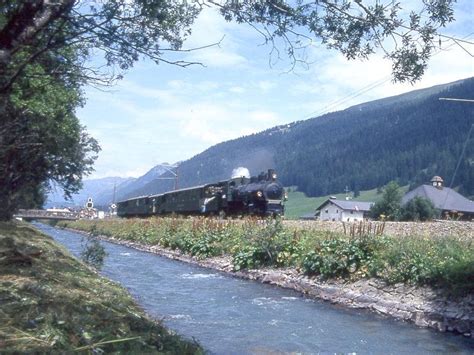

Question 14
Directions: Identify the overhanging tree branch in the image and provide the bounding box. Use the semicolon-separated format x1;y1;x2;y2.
0;0;74;64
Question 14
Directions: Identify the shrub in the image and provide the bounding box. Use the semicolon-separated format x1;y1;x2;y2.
231;218;298;270
81;237;107;270
370;181;402;220
400;196;438;221
301;235;383;279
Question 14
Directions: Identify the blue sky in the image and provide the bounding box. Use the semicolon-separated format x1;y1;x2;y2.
79;1;474;179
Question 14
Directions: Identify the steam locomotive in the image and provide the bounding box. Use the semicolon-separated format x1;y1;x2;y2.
117;169;285;218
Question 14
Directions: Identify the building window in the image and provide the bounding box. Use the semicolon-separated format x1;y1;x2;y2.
350;211;353;214
336;209;338;213
325;209;329;213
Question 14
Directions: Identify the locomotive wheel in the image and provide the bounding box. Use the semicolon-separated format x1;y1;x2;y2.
218;210;226;219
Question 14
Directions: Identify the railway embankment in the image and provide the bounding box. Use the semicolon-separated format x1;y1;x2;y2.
285;220;474;239
0;221;202;353
58;218;474;338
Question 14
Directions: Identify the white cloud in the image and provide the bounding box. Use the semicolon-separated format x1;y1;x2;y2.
229;86;245;93
256;80;276;92
186;46;248;68
182;7;249;68
248;110;280;124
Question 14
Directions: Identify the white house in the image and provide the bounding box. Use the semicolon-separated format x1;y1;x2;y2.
315;198;374;222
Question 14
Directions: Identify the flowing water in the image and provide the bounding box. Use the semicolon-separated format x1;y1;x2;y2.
35;223;474;354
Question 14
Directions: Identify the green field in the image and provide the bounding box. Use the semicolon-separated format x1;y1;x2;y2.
283;186;408;219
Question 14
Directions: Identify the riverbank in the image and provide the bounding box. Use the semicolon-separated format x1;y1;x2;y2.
58;218;474;338
0;221;202;353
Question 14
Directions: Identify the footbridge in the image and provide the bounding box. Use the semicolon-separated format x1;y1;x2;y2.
14;209;79;221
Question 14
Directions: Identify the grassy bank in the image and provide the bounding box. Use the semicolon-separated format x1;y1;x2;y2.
0;221;202;353
59;218;474;296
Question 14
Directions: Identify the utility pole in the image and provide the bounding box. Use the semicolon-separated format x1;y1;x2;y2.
344;185;350;200
175;165;179;190
156;163;180;191
438;97;473;211
112;180;116;204
438;96;473;189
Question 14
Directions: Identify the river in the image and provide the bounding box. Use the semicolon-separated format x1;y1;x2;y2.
35;223;474;354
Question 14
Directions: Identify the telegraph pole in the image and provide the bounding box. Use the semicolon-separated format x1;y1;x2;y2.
438;96;474;189
175;165;179;190
438;97;473;212
156;163;180;191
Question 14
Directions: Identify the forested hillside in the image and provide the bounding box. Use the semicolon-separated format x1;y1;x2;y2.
278;78;474;197
124;78;474;200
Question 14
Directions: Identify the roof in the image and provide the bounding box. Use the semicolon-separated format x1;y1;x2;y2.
315;199;374;212
401;185;474;213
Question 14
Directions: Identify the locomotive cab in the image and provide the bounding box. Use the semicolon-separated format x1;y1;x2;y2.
228;169;285;216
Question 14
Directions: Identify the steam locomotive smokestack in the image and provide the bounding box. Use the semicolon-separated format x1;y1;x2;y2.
231;167;250;179
268;169;276;181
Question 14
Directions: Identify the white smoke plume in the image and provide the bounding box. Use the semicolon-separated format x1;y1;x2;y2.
231;167;250;179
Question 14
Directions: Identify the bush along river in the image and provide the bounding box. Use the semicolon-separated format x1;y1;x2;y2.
35;224;474;354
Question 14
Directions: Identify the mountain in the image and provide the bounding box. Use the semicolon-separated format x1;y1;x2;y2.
45;164;172;208
46;177;134;208
125;77;474;199
108;164;172;203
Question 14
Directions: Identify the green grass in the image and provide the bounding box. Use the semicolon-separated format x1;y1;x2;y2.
283;187;381;219
0;221;202;353
283;190;325;219
283;186;409;219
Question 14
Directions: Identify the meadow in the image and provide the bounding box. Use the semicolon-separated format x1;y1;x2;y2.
283;186;409;219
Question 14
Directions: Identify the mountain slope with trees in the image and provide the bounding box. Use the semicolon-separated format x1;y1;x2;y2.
278;78;474;197
126;78;473;201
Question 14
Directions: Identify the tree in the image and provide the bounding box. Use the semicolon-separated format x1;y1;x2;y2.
370;181;402;220
0;0;203;93
353;185;360;198
0;42;100;220
400;196;437;221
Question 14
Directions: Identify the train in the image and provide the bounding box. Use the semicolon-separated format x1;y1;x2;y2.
116;169;286;218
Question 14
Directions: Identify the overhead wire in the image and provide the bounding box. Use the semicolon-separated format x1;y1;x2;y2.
307;76;392;118
303;32;474;120
441;121;474;211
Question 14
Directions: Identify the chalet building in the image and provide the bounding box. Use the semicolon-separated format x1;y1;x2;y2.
315;198;374;222
401;176;474;220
